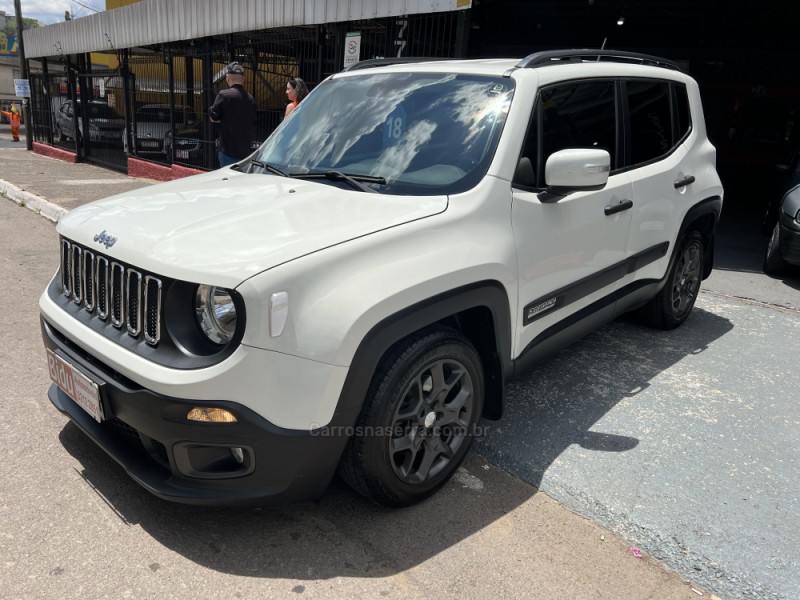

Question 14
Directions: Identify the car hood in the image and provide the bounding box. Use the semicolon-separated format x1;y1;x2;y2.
92;118;125;129
57;169;448;288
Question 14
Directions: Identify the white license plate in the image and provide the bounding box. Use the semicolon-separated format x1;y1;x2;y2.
176;150;189;159
141;141;159;148
46;349;104;423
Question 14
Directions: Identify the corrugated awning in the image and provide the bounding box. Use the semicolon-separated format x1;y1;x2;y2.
23;0;472;59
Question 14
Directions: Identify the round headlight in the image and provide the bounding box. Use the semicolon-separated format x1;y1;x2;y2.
195;285;237;345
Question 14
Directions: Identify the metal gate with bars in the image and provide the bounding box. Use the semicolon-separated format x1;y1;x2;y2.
28;12;466;174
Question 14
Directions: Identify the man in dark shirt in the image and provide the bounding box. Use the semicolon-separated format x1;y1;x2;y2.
209;62;256;167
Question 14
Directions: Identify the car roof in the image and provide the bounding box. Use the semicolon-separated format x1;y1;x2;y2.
137;104;193;110
335;58;519;79
334;51;688;84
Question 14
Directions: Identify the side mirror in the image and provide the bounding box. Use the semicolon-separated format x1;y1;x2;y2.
544;148;611;195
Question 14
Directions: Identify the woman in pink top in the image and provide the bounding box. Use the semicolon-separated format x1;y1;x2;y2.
284;77;309;119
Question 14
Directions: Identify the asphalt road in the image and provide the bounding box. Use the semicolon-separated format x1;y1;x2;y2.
1;139;798;599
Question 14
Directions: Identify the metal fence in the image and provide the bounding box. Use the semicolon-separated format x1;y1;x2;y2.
28;11;465;174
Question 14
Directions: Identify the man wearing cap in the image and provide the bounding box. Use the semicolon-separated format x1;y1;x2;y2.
209;62;256;167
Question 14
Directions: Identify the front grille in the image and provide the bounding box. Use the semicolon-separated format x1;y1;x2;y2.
96;256;109;320
110;262;125;328
60;239;162;346
83;250;96;312
126;269;142;336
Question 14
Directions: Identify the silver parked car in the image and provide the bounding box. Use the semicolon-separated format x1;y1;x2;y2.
123;104;198;160
54;100;125;144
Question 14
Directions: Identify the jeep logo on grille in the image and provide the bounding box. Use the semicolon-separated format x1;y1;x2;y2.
93;230;118;249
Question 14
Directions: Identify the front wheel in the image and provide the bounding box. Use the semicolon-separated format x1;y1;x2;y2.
763;221;786;275
636;230;704;329
338;327;485;507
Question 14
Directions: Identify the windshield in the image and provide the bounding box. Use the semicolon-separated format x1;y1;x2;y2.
136;106;196;124
88;104;122;119
254;72;514;195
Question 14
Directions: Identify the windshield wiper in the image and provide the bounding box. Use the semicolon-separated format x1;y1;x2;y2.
249;159;289;178
293;171;386;193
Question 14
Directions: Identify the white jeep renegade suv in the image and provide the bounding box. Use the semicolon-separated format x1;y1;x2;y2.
41;50;723;507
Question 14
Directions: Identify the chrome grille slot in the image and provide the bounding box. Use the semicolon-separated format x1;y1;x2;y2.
144;276;162;346
126;269;142;337
60;240;71;297
83;250;96;312
110;262;125;328
96;257;109;320
57;238;165;347
71;246;83;305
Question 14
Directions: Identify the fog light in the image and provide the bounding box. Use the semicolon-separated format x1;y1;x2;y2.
186;407;238;423
230;447;245;464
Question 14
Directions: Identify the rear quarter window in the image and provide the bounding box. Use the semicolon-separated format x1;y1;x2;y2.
625;79;692;167
626;80;672;165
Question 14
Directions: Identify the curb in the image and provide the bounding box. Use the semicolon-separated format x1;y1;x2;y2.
0;178;68;223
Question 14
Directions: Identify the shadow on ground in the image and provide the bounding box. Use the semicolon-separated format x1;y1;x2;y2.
57;303;732;580
474;306;733;489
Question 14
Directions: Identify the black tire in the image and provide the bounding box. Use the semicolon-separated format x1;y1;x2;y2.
763;221;786;275
636;230;704;330
338;327;485;507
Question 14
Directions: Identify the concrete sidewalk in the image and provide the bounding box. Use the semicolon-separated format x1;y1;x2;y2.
0;142;155;222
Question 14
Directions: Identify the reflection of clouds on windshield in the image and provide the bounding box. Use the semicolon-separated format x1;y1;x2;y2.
444;83;512;145
375;120;437;179
256;73;510;186
284;76;452;171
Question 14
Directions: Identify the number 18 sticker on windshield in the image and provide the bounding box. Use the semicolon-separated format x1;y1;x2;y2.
383;106;406;147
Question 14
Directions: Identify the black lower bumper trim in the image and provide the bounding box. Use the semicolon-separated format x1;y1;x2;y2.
42;317;357;507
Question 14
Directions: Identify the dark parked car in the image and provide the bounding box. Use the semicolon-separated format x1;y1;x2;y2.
54;100;124;144
164;122;269;169
763;146;800;274
124;104;198;160
164;124;203;163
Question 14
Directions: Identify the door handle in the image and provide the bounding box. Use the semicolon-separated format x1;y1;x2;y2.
674;175;695;189
604;199;633;215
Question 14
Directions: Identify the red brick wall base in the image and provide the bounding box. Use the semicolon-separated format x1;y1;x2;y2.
30;143;204;181
127;157;205;181
33;142;78;163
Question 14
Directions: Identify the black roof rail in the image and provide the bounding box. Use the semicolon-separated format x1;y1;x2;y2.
515;49;681;72
341;57;445;72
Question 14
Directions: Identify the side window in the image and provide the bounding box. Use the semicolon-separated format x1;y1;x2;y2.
626;80;672;165
541;81;617;167
673;83;692;142
514;80;616;189
514;101;540;188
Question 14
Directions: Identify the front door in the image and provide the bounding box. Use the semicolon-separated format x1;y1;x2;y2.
510;79;634;357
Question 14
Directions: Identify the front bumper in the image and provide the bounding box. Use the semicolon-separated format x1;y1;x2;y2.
42;318;357;506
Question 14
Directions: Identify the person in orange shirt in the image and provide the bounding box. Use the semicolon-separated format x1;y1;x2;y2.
1;105;21;141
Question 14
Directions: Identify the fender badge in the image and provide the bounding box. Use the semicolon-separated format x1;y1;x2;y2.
93;230;118;249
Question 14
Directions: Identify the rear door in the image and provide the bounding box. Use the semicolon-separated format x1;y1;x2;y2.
620;79;695;286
